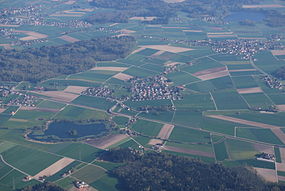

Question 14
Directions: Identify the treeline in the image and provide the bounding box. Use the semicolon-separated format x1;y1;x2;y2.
0;36;135;82
87;0;259;24
101;148;285;191
273;66;285;80
16;183;64;191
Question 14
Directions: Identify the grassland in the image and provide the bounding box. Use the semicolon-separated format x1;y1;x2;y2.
55;105;109;121
131;120;163;137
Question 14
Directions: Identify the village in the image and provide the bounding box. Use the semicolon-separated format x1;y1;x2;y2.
0;86;38;107
129;75;182;101
185;38;283;60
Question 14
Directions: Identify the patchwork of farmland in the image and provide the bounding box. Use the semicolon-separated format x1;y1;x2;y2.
0;0;285;189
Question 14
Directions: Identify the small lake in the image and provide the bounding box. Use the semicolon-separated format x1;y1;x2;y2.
28;121;107;141
225;11;265;22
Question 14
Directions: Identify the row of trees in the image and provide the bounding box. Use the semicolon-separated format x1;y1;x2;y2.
101;148;285;191
0;36;136;82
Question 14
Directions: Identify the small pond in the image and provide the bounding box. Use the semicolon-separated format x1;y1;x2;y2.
28;121;107;141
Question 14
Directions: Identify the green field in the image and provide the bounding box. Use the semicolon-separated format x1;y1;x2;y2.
226;139;259;160
1;145;61;176
72;95;115;110
131;120;163;137
55;143;102;162
55;105;109;121
213;140;229;161
237;128;283;145
72;164;106;184
212;90;248;110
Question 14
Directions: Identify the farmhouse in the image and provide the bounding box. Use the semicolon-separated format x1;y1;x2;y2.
75;181;89;189
256;152;275;162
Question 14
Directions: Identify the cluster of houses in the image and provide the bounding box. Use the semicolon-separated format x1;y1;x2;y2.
181;39;283;60
130;75;182;101
0;87;38;107
263;75;283;90
82;87;114;98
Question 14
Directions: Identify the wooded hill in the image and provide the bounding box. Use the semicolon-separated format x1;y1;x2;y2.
0;36;135;82
101;148;285;191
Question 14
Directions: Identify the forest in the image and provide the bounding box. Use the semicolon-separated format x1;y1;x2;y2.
0;36;135;82
100;148;285;191
87;0;259;24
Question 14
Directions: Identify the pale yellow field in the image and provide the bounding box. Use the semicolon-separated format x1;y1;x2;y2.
91;67;128;72
148;139;163;145
0;44;12;49
130;17;157;21
8;118;28;122
63;86;88;94
152;50;165;56
229;69;256;72
183;30;203;32
140;45;192;53
195;70;229;81
277;105;285;112
163;0;186;3
131;47;145;54
87;134;129;149
206;115;284;129
208;34;237;38
59;35;80;43
253;167;277;182
271;50;285;56
243;4;284;8
113;73;133;81
237;87;263;94
32;91;80;102
15;30;48;41
207;32;234;35
157;124;174;140
0;24;19;27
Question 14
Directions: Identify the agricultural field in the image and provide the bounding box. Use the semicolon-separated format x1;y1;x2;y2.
0;0;285;189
